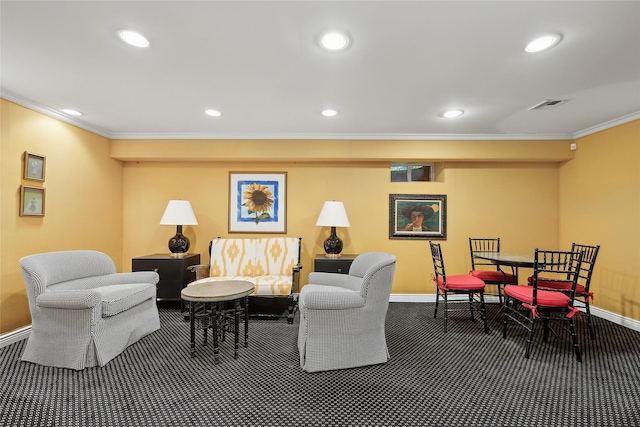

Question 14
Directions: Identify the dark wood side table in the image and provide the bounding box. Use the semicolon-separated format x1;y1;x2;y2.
132;253;200;307
314;254;358;274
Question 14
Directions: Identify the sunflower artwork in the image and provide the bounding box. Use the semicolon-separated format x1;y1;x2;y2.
242;183;275;224
229;172;287;233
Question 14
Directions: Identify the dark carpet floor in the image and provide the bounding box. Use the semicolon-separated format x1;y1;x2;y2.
1;302;640;426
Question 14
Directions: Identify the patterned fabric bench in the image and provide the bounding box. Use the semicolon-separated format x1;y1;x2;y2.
19;250;161;370
190;237;302;323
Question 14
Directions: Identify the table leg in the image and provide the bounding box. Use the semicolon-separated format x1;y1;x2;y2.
212;302;220;364
244;296;249;348
203;303;208;346
234;299;241;359
189;301;196;358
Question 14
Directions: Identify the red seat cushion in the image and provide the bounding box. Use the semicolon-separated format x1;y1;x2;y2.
437;275;485;291
470;270;515;283
504;285;570;308
526;276;586;294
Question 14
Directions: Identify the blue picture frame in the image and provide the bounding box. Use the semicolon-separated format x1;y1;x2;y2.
229;172;287;233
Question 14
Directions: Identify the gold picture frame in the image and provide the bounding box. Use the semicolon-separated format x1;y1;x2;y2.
24;151;46;182
389;193;447;240
20;185;45;217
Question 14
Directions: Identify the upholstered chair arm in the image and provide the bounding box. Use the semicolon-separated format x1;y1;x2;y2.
36;290;102;309
301;285;365;310
104;272;159;285
187;264;210;280
307;272;362;291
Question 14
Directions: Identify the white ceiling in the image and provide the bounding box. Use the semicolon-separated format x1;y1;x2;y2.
2;1;639;140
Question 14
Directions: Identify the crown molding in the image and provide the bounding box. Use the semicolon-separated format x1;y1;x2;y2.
1;90;111;138
107;132;574;141
573;111;640;139
3;90;636;142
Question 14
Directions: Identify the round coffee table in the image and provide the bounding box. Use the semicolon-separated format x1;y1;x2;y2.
181;279;254;363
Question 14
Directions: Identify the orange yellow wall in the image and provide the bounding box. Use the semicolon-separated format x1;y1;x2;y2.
122;160;560;295
4;98;637;336
560;120;640;320
0;100;124;333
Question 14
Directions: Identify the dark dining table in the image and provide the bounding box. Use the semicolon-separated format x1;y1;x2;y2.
473;251;535;285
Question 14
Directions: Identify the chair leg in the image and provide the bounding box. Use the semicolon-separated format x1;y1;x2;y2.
585;302;595;341
468;293;475;321
502;297;511;339
568;317;583;362
524;313;535;359
542;317;550;342
480;292;488;334
287;294;295;324
443;293;448;333
434;290;440;319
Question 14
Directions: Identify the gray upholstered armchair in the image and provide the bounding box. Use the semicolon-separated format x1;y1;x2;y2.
297;252;397;372
19;250;161;370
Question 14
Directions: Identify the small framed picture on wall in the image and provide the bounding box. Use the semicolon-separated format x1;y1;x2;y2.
20;186;45;217
24;152;46;182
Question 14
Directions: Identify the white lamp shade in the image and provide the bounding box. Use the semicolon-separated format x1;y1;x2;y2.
159;200;198;225
316;201;350;227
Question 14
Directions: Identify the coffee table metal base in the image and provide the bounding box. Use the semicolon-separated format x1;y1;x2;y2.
181;279;254;363
186;298;249;362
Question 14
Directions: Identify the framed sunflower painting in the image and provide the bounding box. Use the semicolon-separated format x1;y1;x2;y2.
229;172;287;233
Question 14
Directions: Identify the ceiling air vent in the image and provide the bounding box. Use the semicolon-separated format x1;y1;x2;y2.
528;99;569;111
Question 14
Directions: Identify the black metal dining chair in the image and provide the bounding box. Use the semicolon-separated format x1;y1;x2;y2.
528;243;600;340
469;238;517;304
430;241;488;334
503;248;584;362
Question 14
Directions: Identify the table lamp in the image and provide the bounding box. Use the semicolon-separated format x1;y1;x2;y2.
159;200;198;256
316;201;350;257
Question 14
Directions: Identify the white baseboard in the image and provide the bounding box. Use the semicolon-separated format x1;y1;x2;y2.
389;293;640;333
0;325;31;348
2;298;639;348
590;306;640;333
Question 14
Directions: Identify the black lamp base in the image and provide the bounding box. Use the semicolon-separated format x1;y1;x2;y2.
324;226;343;257
168;225;190;255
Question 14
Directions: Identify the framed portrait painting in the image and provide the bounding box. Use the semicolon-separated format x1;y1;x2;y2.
389;194;447;240
20;185;45;217
24;152;46;182
229;172;287;233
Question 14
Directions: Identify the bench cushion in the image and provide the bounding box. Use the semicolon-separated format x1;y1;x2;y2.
97;283;157;317
200;275;292;296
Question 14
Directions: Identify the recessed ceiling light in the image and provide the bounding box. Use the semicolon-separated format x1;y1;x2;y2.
62;109;83;116
204;109;222;117
117;29;150;48
440;109;464;118
322;109;339;117
525;34;562;53
320;32;350;51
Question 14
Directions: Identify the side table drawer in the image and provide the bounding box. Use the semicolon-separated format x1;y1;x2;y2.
314;254;358;274
132;253;200;303
155;279;183;300
132;259;181;281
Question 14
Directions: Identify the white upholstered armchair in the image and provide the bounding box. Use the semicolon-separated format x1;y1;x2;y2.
297;252;397;372
19;250;161;370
